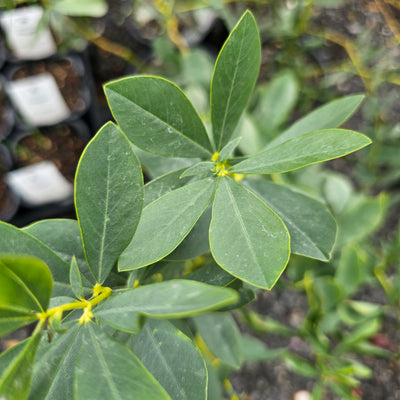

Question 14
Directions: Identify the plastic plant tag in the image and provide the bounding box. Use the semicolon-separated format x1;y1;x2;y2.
6;161;73;206
0;6;56;60
6;73;71;126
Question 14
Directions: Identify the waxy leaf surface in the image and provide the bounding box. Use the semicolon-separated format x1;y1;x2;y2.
267;94;365;148
211;10;261;150
210;178;290;289
75;323;171;400
245;180;336;260
231;129;371;174
119;178;216;271
132;319;207;400
105;76;212;158
24;219;94;287
94;280;238;333
0;222;70;296
75;122;144;283
29;325;84;400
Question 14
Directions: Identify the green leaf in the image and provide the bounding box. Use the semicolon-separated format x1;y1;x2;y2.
94;280;238;333
218;137;242;161
231;129;371;174
23;219;95;286
0;255;52;313
75;122;144;283
211;10;261;150
70;257;84;299
29;325;84;400
336;193;387;247
0;329;42;400
50;0;107;17
194;313;242;369
335;245;364;297
241;335;287;362
105;76;212;158
165;205;211;261
0;222;70;296
132;319;207;400
144;168;191;207
244;179;336;260
183;261;235;287
180;162;214;178
253;70;299;136
209;177;290;289
75;323;172;400
118;178;216;271
267;94;365;148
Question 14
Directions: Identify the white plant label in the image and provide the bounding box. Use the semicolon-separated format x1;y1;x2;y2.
0;6;56;60
6;161;74;207
6;73;71;126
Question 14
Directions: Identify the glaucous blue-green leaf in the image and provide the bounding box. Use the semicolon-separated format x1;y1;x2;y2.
180;161;214;178
75;122;144;284
165;205;211;261
244;179;336;260
209;177;290;289
336;193;387;247
144;168;192;207
194;312;242;369
267;94;365;148
211;10;261;150
119;178;216;271
75;323;172;400
132;319;207;400
0;222;70;296
0;330;42;400
70;257;84;299
218;137;242;161
231;129;371;174
23;219;95;286
49;0;107;16
253;70;299;136
29;325;84;400
323;173;354;215
105;76;212;158
94;280;238;333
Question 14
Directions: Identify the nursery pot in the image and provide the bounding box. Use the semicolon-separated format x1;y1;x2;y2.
7;120;90;208
0;86;15;139
0;143;19;221
3;54;91;128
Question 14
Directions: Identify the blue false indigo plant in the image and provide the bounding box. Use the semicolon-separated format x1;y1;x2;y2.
0;10;371;400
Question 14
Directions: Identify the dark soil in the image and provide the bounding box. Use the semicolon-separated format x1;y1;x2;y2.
14;124;87;182
10;57;88;114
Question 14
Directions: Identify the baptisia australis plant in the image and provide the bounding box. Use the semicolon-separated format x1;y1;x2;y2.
0;10;371;400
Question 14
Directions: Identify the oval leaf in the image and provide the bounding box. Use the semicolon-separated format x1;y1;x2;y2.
75;323;172;400
105;76;212;158
231;129;371;174
132;319;207;400
50;0;108;17
245;180;337;260
211;11;261;150
94;280;238;333
209;178;290;289
267;94;365;148
75;122;144;283
118;178;216;271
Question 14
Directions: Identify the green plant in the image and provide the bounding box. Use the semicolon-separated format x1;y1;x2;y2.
0;10;372;400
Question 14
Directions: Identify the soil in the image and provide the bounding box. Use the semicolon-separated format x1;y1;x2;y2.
10;57;89;115
14;123;88;183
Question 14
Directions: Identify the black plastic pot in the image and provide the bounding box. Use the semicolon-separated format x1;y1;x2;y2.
3;53;91;128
